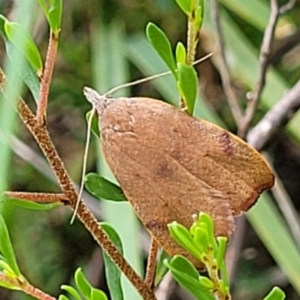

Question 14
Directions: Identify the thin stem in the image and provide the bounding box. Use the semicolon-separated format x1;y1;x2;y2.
210;0;243;126
144;238;159;288
4;191;67;203
239;0;280;137
186;18;197;65
36;31;60;125
0;272;56;300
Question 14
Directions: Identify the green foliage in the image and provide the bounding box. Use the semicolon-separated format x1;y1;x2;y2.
60;268;108;300
38;0;62;33
100;223;124;300
146;23;177;77
264;287;286;300
85;173;127;202
154;250;170;286
0;14;41;101
177;63;198;113
0;15;42;72
0;215;20;277
1;198;61;210
145;0;205;113
86;110;100;138
167;212;286;300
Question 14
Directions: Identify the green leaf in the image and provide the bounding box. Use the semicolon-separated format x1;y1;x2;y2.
38;0;62;32
193;227;209;253
168;221;201;261
0;15;40;102
58;295;70;300
60;285;81;300
146;23;176;77
0;199;61;211
198;212;217;250
165;256;215;300
90;288;109;300
194;5;204;30
175;0;192;15
85;173;127;202
0;215;20;276
263;287;286;300
168;255;199;280
175;42;186;64
154;250;170;286
86;110;100;138
4;18;42;72
74;268;92;299
177;63;198;114
100;222;124;300
199;276;214;289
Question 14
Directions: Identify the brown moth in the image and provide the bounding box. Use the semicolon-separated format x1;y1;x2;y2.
84;87;275;268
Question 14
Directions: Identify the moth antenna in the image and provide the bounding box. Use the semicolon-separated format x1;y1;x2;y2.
70;107;96;224
104;53;213;96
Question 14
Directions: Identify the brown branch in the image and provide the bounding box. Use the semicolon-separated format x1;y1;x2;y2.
239;0;280;137
4;191;67;203
0;69;156;300
17;97;155;300
280;0;297;14
210;0;243;126
144;238;159;288
247;78;300;150
0;272;56;300
36;31;60;125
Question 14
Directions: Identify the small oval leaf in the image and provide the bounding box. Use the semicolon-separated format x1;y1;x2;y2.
165;256;215;300
60;285;81;300
4;20;42;71
90;288;109;300
175;0;192;15
74;268;92;299
263;287;286;300
177;63;198;114
85;173;127;202
175;42;186;64
146;23;176;77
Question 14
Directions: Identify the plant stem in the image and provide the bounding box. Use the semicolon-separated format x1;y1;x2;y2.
4;192;66;203
0;272;56;300
144;238;159;288
36;30;59;125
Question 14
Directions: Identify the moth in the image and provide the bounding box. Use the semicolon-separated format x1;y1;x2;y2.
84;87;274;268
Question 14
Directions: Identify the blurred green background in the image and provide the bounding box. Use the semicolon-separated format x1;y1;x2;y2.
0;0;300;299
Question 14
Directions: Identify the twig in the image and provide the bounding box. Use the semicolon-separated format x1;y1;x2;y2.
4;191;67;203
210;0;243;127
0;272;56;300
144;238;159;288
18;97;155;300
186;18;198;66
36;31;60;125
247;79;300;150
280;0;297;14
239;0;280;137
0;69;156;300
225;216;246;282
265;154;300;250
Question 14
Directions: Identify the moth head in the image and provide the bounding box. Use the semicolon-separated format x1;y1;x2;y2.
83;87;114;116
